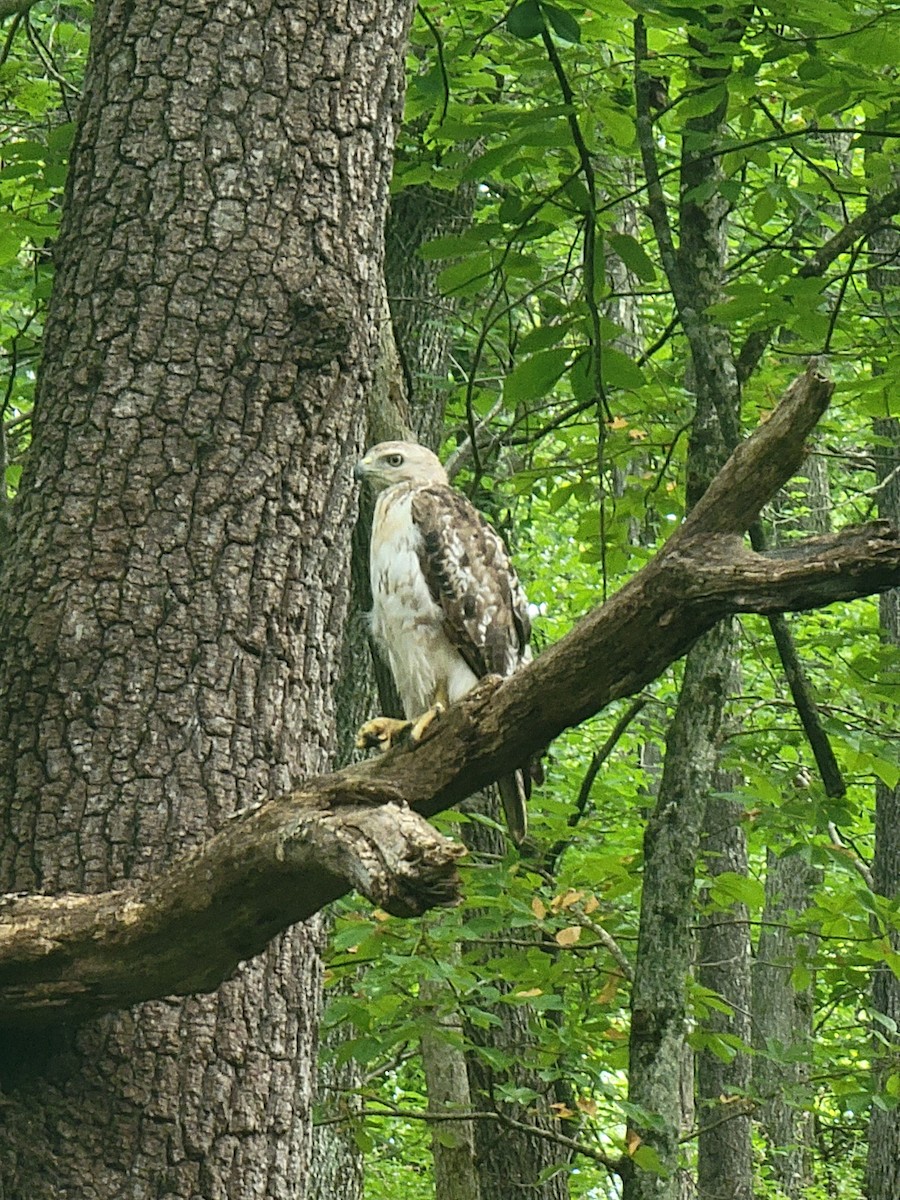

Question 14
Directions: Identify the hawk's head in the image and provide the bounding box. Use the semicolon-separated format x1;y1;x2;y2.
355;441;448;491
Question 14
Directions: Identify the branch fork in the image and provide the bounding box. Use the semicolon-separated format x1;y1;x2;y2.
2;365;899;1026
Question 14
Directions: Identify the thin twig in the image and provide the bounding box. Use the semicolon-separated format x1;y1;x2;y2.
315;1101;625;1172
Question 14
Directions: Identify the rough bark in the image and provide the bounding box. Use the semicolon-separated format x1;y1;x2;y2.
626;22;752;1194
385;184;475;449
382;178;489;1200
863;140;900;1199
311;248;418;1200
0;0;414;1196
465;998;570;1200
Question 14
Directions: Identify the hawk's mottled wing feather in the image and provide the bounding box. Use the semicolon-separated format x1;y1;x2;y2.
410;485;530;682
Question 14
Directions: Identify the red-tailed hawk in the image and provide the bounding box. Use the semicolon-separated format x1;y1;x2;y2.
354;440;536;844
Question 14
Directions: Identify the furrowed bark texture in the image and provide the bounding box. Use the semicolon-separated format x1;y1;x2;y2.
0;0;413;1196
384;182;497;1200
464;952;571;1200
385;184;475;449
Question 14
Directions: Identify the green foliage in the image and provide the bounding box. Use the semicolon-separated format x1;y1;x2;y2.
5;0;899;1196
0;2;90;500
334;0;900;1195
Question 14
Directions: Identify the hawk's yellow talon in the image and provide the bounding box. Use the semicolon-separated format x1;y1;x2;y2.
355;717;412;752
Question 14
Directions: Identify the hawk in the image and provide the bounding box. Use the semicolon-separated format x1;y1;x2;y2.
354;440;536;844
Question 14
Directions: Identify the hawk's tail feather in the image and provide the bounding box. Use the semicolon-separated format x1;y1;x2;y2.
498;771;528;846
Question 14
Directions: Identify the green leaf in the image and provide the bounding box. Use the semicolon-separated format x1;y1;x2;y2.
518;321;572;354
709;872;765;910
790;963;812;993
507;0;544;39
504;347;570;404
436;252;493;295
461;142;519;182
600;347;644;390
544;4;580;43
631;1144;666;1175
608;233;656;282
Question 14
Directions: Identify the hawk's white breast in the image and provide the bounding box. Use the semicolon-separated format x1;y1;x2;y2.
369;486;478;717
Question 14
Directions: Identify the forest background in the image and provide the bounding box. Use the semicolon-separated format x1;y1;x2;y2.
1;1;899;1199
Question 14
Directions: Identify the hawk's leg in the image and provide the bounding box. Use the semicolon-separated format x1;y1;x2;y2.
407;683;449;745
409;702;445;744
356;688;449;754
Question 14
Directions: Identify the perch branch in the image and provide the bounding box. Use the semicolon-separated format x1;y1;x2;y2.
2;365;900;1026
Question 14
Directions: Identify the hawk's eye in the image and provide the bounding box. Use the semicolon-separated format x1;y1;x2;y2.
385;453;404;467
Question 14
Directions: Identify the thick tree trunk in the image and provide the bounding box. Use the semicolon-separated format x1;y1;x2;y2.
0;1;412;1197
465;987;571;1200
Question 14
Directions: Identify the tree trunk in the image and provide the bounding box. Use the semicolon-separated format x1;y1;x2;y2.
420;972;481;1200
864;414;900;1200
696;779;753;1200
0;1;412;1197
752;848;819;1197
385;184;474;449
626;17;750;1191
622;619;735;1200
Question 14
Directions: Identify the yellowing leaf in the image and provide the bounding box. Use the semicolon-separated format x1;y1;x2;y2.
628;428;648;440
531;896;548;920
597;976;619;1005
577;1097;598;1116
550;1102;575;1117
372;909;391;922
607;415;629;430
555;925;582;947
553;888;584;911
583;894;599;914
515;987;543;999
626;1129;642;1155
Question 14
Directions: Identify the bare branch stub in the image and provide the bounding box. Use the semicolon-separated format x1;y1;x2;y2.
0;793;463;1028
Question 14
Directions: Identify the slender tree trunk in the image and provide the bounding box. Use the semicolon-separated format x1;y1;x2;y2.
696;776;753;1200
752;848;819;1197
864;414;900;1200
749;459;828;1196
622;619;735;1200
863;137;900;1199
421;973;481;1200
385;184;474;449
0;2;412;1197
625;16;751;1193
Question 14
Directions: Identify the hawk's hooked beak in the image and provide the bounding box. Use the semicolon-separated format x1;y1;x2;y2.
353;457;369;481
